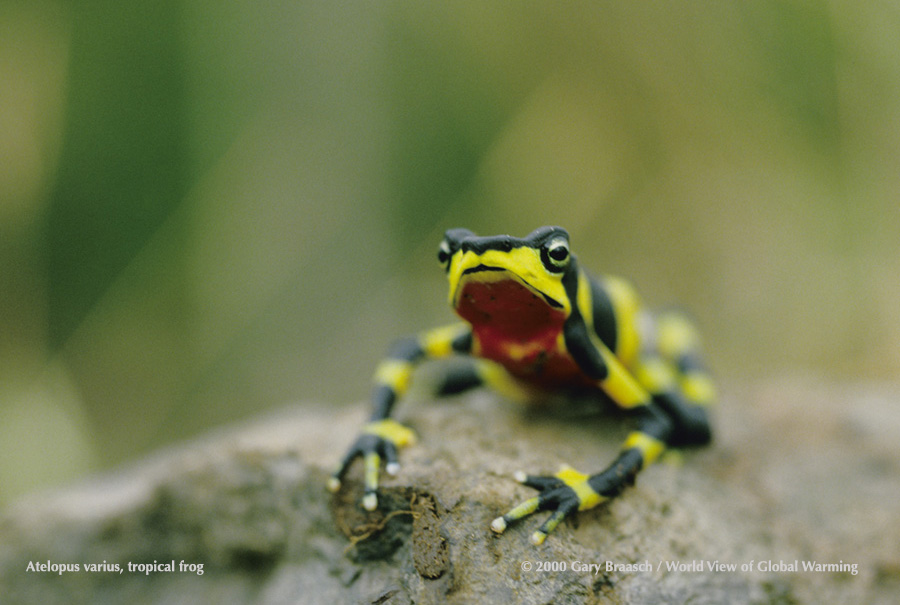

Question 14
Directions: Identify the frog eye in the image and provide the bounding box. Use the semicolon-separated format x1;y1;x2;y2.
438;240;452;270
542;237;570;272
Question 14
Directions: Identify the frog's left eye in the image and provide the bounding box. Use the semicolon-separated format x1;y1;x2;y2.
438;240;452;271
542;238;570;272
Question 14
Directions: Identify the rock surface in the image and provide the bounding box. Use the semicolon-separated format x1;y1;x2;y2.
1;377;899;604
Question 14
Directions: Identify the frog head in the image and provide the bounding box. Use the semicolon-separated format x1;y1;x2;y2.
439;226;576;331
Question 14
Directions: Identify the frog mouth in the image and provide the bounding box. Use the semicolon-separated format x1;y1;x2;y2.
452;265;568;335
460;265;564;309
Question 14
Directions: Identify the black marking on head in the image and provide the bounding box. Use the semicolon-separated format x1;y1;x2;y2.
440;226;572;259
461;264;507;276
439;228;476;272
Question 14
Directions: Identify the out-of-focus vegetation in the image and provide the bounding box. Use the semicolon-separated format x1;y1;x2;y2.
2;1;898;503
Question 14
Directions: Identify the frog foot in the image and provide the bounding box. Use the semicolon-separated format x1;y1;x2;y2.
490;464;605;545
328;419;416;511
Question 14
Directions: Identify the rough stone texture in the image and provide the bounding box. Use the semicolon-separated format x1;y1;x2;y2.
1;377;899;604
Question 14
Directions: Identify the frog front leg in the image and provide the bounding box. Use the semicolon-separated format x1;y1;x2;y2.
491;407;669;544
491;322;674;544
328;323;472;510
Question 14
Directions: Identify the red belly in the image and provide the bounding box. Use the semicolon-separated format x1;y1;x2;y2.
474;326;588;387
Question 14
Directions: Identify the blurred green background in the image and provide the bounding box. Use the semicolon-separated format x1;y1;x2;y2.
2;1;898;504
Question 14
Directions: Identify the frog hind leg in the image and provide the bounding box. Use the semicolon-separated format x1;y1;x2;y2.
634;309;715;447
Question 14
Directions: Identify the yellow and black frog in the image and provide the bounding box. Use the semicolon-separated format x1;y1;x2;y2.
328;226;714;545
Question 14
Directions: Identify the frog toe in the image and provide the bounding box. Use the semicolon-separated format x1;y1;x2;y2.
491;487;580;543
382;441;400;475
362;492;379;511
531;499;579;544
328;440;367;492
515;472;565;491
492;495;541;535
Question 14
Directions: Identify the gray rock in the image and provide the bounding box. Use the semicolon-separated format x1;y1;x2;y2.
2;379;899;603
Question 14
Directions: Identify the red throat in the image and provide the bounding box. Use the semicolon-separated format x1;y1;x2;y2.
454;277;583;385
455;278;565;335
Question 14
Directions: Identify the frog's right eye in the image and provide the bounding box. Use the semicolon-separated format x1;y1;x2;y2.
438;240;452;270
